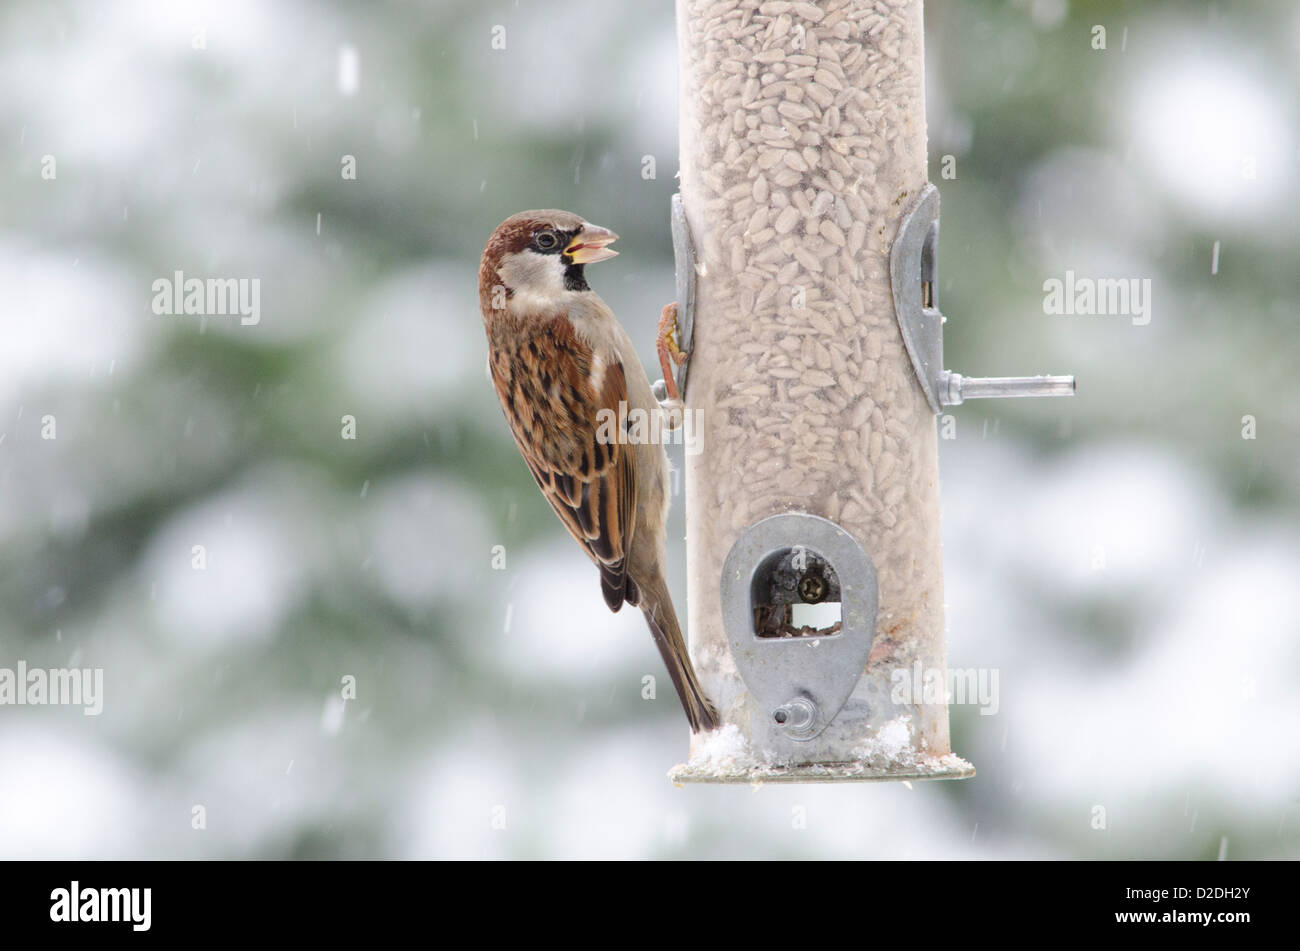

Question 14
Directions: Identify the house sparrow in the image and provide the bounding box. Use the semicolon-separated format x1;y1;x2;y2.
478;209;719;733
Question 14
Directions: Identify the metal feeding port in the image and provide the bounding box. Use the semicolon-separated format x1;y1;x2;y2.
890;183;1077;414
721;514;878;745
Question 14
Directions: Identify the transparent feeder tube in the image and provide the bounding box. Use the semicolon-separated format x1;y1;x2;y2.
674;0;971;779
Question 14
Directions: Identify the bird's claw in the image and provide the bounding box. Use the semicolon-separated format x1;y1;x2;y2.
657;395;685;430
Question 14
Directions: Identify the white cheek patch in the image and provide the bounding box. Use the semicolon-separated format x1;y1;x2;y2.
497;249;589;319
498;249;564;300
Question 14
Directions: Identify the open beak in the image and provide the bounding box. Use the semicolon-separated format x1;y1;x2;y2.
565;224;619;265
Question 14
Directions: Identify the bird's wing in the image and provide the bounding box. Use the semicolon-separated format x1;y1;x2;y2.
490;314;638;612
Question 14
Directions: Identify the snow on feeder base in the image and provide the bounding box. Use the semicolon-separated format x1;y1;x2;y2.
666;0;1072;785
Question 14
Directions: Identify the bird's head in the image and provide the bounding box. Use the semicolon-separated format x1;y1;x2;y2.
479;209;618;317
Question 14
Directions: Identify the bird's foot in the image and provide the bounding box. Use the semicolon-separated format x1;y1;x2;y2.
656;302;687;403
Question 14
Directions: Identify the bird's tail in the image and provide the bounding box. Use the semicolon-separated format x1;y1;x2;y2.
636;574;721;733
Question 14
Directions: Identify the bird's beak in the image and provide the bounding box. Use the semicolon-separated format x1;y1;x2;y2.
565;224;619;264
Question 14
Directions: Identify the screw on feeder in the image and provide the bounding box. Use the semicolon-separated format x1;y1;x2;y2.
773;697;819;738
798;572;828;604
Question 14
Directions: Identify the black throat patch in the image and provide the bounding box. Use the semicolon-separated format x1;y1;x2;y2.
563;262;589;292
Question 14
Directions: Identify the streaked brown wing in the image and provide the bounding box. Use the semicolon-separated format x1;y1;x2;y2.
489;314;638;611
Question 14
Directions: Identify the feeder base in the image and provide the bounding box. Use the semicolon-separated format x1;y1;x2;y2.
669;755;975;785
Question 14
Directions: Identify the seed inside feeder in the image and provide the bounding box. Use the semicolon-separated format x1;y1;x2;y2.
675;0;968;779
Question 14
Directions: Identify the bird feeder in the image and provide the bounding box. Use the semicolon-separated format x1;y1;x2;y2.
665;0;1073;783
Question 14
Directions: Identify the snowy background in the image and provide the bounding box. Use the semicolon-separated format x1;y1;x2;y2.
1;0;1297;859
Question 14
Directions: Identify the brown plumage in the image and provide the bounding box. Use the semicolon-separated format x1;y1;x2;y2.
479;209;720;732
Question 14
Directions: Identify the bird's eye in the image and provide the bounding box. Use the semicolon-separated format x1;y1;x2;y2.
535;231;559;251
